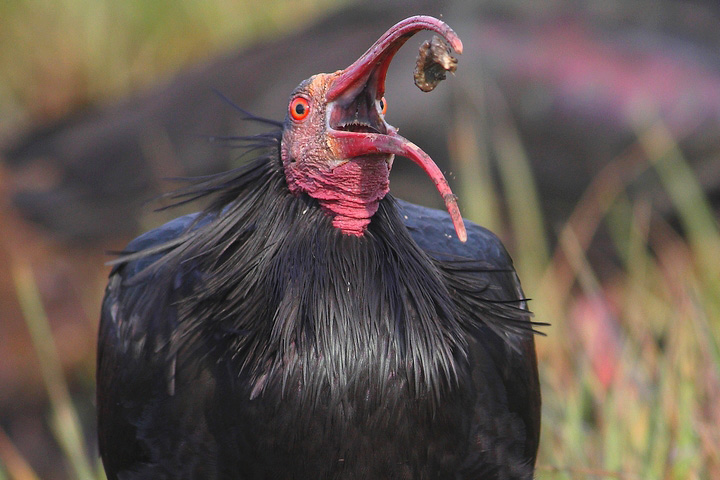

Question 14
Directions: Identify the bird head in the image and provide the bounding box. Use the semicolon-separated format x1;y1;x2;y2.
281;16;466;242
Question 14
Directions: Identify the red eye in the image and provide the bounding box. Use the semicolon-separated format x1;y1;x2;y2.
379;96;387;115
290;96;310;121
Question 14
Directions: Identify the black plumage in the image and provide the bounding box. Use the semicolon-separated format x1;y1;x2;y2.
97;16;542;480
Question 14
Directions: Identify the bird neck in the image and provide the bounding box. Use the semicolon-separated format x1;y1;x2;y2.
170;156;466;403
283;154;391;237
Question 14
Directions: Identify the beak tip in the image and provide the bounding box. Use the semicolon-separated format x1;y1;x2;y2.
453;38;464;55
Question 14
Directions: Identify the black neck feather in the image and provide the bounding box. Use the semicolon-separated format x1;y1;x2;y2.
130;137;469;405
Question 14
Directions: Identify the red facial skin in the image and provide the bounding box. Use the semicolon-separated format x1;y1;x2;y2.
281;16;467;242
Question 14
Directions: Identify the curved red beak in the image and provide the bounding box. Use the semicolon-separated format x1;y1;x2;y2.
326;16;467;242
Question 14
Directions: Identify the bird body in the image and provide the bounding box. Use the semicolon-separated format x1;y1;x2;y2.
97;16;541;479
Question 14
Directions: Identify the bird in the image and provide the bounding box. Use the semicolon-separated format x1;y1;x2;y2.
96;15;542;480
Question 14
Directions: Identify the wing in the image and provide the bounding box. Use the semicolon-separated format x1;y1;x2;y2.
398;199;542;478
97;213;220;479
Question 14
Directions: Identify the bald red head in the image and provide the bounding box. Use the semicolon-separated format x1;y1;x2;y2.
281;16;466;242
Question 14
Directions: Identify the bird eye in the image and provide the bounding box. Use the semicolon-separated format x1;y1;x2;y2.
379;96;387;115
290;96;310;121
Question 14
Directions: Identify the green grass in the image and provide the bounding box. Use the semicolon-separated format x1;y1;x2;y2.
451;85;720;477
9;256;99;480
2;1;720;478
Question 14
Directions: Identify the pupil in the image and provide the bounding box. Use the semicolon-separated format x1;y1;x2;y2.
295;103;305;115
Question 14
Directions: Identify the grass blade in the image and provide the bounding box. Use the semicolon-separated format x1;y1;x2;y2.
10;256;97;480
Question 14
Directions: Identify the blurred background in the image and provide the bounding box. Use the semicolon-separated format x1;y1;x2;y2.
1;0;719;478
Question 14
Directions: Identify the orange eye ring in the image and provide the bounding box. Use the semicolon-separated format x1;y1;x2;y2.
379;96;387;115
289;96;310;121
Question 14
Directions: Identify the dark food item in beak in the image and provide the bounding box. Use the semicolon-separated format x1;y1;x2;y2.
414;35;459;92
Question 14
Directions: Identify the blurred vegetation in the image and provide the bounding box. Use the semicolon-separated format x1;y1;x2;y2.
0;0;344;132
451;65;720;478
1;1;719;479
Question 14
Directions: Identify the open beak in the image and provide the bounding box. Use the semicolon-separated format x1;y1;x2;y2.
325;16;467;242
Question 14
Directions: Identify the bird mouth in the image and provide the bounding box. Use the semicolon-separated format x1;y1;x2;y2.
327;82;387;138
334;122;382;135
325;16;467;242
